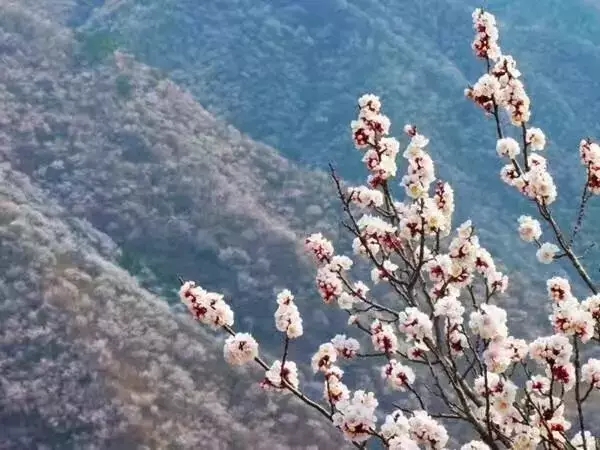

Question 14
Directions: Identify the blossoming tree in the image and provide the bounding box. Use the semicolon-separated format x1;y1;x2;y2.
178;9;600;449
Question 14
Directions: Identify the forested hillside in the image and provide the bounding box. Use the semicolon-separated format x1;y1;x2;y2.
81;0;600;276
3;0;600;447
0;2;350;447
0;161;347;449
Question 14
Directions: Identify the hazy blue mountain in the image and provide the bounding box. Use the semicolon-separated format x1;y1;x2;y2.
80;0;600;280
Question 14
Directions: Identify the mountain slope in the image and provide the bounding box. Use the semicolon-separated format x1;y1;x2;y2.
0;2;352;448
0;0;354;360
0;161;347;449
81;0;600;278
0;0;579;382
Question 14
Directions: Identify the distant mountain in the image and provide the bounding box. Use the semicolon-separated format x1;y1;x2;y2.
0;2;350;448
63;0;600;355
80;0;600;280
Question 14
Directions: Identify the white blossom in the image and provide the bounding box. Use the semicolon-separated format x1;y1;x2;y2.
223;333;259;366
536;242;560;264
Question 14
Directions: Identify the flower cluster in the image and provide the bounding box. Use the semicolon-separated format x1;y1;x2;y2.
527;375;551;396
471;8;500;60
398;307;433;343
528;396;571;442
469;303;508;341
274;289;304;338
468;301;532;379
398;129;455;238
466;49;527;120
305;232;335;263
337;281;369;310
529;334;573;366
371;259;399;284
347;185;384;208
517;215;542;242
579;138;600;195
223;333;259;366
496;137;520;158
351;94;398;186
499;154;557;205
549;297;594;343
179;281;234;329
261;360;300;391
380;410;432;450
370;319;399;354
582;293;600;320
492;55;531;125
400;131;435;199
536;242;560;264
474;372;519;427
323;366;350;405
582;359;600;389
311;342;338;373
484;346;515;383
305;234;366;307
331;334;360;359
332;390;378;443
526;127;546;151
572;432;596;450
522;162;558;205
465;73;500;113
448;220;508;294
434;180;455;220
353;214;399;256
468;10;560;208
547;276;573;304
408;410;449;449
381;359;415;391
